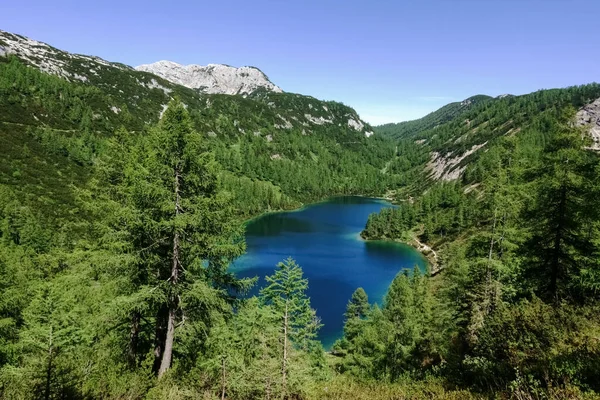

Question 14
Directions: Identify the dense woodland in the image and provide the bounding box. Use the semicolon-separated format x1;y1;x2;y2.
360;88;600;398
375;95;492;140
0;56;410;217
1;47;600;399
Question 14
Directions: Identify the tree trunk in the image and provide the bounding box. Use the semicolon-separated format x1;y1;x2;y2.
128;310;141;368
485;209;497;313
153;305;168;374
282;301;288;399
158;167;182;378
44;326;53;400
221;356;226;400
158;306;177;378
265;363;271;400
262;334;271;400
550;184;567;300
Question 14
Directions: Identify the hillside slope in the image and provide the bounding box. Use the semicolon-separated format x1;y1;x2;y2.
374;95;492;140
378;86;600;185
0;30;389;218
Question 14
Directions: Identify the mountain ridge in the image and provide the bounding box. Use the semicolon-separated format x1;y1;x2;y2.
136;60;282;95
377;87;600;185
374;95;493;140
0;29;283;96
0;29;385;220
0;29;373;137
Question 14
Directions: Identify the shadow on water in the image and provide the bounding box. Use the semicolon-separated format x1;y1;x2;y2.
233;196;425;349
364;240;426;273
245;214;314;236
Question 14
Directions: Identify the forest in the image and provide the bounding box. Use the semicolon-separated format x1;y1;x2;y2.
360;92;600;398
0;55;410;217
1;48;600;399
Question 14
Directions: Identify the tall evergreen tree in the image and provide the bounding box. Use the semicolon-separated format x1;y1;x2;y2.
343;288;369;341
523;121;599;302
88;100;248;378
142;99;247;377
259;258;322;396
383;271;417;380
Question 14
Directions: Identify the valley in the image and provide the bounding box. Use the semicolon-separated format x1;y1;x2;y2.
1;26;600;400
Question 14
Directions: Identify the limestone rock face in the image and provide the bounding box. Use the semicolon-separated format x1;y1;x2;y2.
426;142;488;181
136;60;282;95
575;98;600;150
0;29;131;82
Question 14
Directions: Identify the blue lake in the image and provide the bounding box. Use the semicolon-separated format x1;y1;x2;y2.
231;196;426;349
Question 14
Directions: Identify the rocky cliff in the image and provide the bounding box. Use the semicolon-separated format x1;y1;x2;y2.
136;60;282;95
576;97;600;150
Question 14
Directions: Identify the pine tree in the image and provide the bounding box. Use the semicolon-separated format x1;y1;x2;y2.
383;271;417;380
343;288;369;341
345;287;369;320
87;99;247;378
202;298;283;400
524;120;599;302
143;99;248;377
259;258;321;397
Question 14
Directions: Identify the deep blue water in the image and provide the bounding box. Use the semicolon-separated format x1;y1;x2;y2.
230;196;426;349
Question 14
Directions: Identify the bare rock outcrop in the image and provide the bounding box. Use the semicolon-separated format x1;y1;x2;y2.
0;29;130;82
575;97;600;150
426;142;487;181
136;60;282;96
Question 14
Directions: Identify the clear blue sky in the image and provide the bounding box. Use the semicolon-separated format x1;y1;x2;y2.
2;0;598;125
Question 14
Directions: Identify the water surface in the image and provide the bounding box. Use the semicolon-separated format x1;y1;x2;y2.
231;196;426;348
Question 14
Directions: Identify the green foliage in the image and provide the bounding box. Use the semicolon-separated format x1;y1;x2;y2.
309;374;483;400
344;288;369;322
352;89;600;398
221;172;299;216
260;258;323;352
375;95;492;140
0;56;405;219
2;35;600;398
363;182;476;242
464;299;600;393
522;123;600;302
418;85;600;156
335;268;447;382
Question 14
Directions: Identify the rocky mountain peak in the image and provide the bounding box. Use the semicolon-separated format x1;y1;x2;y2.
135;60;283;95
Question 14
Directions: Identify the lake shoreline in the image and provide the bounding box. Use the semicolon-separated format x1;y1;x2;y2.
241;193;392;227
360;230;440;274
235;195;426;349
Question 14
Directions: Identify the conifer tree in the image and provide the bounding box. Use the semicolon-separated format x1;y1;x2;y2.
524;121;599;302
259;258;321;397
383;271;417;380
88;99;247;378
343;288;369;341
142;99;247;377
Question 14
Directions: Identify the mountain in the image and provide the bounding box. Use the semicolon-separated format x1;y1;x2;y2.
0;29;385;219
0;29;133;81
0;29;371;136
377;87;600;184
136;60;282;95
0;30;283;96
374;95;493;140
